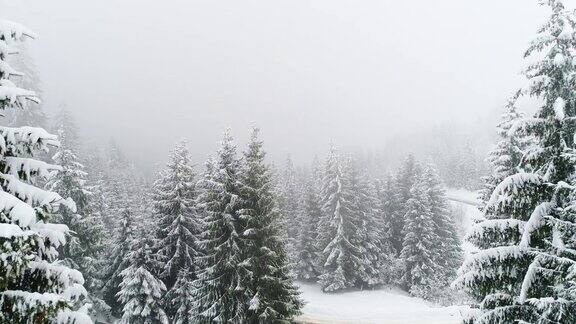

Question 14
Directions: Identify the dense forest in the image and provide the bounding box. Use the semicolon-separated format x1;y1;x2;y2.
2;0;576;323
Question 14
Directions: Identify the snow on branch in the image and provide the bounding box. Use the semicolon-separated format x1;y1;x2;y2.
0;173;76;212
519;202;551;248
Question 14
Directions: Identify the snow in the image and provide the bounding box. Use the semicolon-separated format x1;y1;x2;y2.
553;97;565;120
296;282;468;324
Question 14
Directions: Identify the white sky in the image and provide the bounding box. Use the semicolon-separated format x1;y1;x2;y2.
1;0;572;167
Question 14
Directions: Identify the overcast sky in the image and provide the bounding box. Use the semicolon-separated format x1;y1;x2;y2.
1;0;572;167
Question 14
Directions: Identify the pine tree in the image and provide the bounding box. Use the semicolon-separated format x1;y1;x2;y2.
47;109;105;295
278;155;300;261
455;1;576;322
167;268;195;324
191;129;246;322
390;155;420;254
421;164;462;284
294;175;322;281
317;147;364;292
375;176;403;284
346;159;386;288
399;177;439;298
152;140;199;316
101;207;134;316
479;91;531;207
116;235;168;324
238;128;303;322
0;20;90;323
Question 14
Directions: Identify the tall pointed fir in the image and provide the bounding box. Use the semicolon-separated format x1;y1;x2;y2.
278;155;300;262
478;91;532;207
238;128;303;322
375;176;403;284
421;163;462;285
294;175;322;281
0;20;90;322
390;154;420;254
101;206;135;317
399;177;439;299
116;235;168;324
46;109;108;319
317;147;364;292
152;140;199;317
455;1;576;322
192;129;246;322
346;158;387;288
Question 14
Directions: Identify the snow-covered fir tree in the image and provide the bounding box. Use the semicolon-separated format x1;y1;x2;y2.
166;268;195;324
421;164;462;284
375;176;403;284
346;158;387;288
278;155;300;261
479;90;531;207
390;154;421;254
47;109;104;285
101;207;135;316
238;128;303;322
116;235;168;324
399;176;439;298
152;140;199;316
317;147;365;292
294;175;322;281
191;129;246;322
46;109;108;319
0;20;91;323
455;1;576;322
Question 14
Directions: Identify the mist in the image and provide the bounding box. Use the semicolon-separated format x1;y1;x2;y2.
0;0;563;167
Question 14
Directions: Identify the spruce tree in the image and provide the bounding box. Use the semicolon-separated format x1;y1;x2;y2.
191;129;246;322
390;154;420;254
479;91;531;207
238;128;303;322
399;177;439;298
278;155;300;261
168;268;195;324
317;147;363;292
421;164;462;283
455;1;576;322
116;236;168;324
152;140;199;316
0;20;90;323
47;109;105;295
375;176;403;284
294;176;322;281
101;207;134;316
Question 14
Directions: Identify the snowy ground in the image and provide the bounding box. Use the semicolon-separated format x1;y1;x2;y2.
295;282;468;324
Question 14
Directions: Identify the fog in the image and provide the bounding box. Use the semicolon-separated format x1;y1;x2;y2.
0;0;568;167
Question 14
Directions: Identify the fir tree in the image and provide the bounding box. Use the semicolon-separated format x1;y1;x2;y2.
278;155;300;262
152;140;199;316
238;128;303;322
455;1;576;322
421;164;462;283
390;154;420;254
294;176;322;281
117;236;168;324
168;268;195;324
101;207;134;316
317;147;363;292
0;20;90;323
191;129;246;322
47;109;105;295
399;178;439;298
479;91;531;207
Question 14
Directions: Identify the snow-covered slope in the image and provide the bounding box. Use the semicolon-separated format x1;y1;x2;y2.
296;282;468;324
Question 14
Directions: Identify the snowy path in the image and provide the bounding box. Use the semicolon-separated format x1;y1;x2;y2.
295;283;468;324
